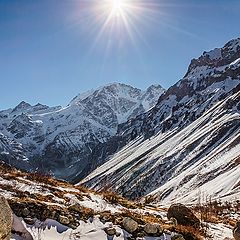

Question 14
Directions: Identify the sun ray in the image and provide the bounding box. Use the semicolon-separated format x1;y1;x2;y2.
82;0;203;67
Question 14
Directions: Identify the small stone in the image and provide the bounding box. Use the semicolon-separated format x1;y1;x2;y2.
24;218;35;225
49;210;56;219
170;217;178;226
59;215;70;225
163;229;172;235
68;203;83;213
171;234;185;240
69;223;79;230
22;207;30;217
122;217;138;233
105;227;117;236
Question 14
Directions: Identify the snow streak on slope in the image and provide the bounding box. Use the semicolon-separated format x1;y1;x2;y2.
82;88;240;203
82;38;240;202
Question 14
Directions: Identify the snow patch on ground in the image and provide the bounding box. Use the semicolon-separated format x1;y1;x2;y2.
207;223;233;240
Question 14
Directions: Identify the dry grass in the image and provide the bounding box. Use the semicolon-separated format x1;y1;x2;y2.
192;200;239;226
143;195;158;205
168;225;205;240
0;162;236;240
100;190;143;209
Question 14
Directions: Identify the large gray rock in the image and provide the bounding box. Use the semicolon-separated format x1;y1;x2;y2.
233;222;240;240
122;217;138;233
0;196;13;240
144;223;162;235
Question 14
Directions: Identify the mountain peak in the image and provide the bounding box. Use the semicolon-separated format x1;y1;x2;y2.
185;37;240;77
146;84;165;91
32;103;49;111
69;82;142;105
223;37;240;51
12;101;32;112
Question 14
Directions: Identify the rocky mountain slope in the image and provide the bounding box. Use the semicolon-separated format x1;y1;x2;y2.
0;83;164;179
81;38;240;203
0;133;29;170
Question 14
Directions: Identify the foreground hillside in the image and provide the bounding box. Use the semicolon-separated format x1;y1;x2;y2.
0;163;239;240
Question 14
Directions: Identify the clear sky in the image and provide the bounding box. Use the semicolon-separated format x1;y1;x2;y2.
0;0;240;109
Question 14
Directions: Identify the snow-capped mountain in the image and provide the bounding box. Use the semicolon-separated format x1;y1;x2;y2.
81;38;240;203
1;37;239;205
0;83;165;179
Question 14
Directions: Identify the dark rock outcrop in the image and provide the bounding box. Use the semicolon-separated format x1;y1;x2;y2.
167;203;200;228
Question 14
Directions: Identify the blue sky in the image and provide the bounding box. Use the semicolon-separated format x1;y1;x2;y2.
0;0;239;109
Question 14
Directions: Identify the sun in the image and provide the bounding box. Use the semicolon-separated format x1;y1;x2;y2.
110;0;126;17
90;0;151;51
104;0;131;18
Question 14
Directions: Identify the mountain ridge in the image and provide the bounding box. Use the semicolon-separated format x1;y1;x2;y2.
0;83;165;179
81;38;240;203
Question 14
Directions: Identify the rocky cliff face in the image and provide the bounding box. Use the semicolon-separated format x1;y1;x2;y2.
117;38;240;142
0;83;164;179
0;133;29;170
81;38;240;202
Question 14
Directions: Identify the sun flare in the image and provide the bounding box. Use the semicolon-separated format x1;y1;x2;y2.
91;0;156;53
110;0;126;17
104;0;131;18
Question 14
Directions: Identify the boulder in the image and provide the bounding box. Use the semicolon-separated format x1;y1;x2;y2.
233;222;240;240
167;203;200;227
144;223;162;235
122;217;138;233
0;196;13;240
104;227;116;236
